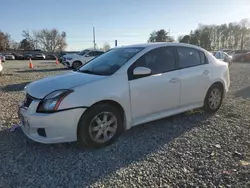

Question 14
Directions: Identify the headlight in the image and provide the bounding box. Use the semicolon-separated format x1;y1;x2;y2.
66;57;72;60
37;89;73;113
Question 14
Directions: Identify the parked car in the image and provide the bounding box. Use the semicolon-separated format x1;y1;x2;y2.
62;49;90;66
4;53;15;60
34;53;46;60
231;50;250;62
12;53;24;60
0;53;6;62
18;43;230;148
62;49;105;69
46;54;57;60
59;51;80;63
233;51;250;62
23;53;33;60
211;51;232;65
0;59;3;76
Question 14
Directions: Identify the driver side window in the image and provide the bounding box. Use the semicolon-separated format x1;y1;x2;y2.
128;47;176;80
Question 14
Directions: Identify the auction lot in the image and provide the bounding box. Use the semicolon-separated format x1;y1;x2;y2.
0;60;250;187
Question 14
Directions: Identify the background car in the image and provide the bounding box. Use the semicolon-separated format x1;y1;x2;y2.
211;51;232;65
34;53;46;60
12;53;24;60
233;51;250;62
59;51;80;63
23;53;33;60
231;50;250;62
4;53;15;60
46;54;57;60
63;49;105;69
0;53;6;62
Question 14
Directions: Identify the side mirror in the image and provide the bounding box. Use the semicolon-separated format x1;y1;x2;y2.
133;67;151;76
85;54;90;57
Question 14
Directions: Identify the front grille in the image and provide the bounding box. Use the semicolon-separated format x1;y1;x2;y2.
23;94;33;107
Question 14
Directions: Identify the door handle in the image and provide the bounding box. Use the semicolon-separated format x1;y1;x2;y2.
169;78;180;83
203;70;209;75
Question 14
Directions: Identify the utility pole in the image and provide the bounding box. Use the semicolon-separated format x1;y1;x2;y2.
93;27;96;50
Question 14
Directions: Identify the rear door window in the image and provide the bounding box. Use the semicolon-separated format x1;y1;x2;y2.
177;47;202;69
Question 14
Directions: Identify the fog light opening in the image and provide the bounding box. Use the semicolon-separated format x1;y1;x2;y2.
37;128;46;137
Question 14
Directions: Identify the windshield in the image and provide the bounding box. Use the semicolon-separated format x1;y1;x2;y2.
78;47;144;76
78;50;90;56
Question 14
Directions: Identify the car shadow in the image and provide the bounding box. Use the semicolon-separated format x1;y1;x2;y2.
0;111;213;187
16;68;67;73
1;82;30;92
234;86;250;99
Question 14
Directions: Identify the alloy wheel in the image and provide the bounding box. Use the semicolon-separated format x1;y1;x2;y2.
208;88;222;110
88;112;118;143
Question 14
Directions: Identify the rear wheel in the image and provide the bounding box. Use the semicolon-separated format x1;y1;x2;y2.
77;104;124;148
72;61;82;69
203;84;223;112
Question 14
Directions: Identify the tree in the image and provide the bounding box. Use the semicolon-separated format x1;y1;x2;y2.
176;18;250;50
22;30;38;49
239;18;250;50
179;35;191;43
9;40;20;50
103;43;111;51
148;29;169;42
20;39;32;50
22;29;67;52
0;31;10;51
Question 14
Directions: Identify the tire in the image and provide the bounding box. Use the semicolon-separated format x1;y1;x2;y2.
77;103;124;148
72;61;82;70
203;83;224;113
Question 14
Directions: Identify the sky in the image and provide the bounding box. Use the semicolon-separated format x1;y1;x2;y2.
1;0;250;51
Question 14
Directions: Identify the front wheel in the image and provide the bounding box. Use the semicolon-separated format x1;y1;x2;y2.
77;104;124;148
203;84;223;112
72;61;82;70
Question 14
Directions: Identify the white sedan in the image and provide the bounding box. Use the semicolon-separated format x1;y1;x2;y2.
18;43;230;148
4;53;15;60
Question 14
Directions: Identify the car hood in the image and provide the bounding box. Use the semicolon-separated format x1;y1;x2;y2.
25;71;106;99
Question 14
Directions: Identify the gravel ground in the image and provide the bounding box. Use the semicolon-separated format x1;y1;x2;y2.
0;61;250;187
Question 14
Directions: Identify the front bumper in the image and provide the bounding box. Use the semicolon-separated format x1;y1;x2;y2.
18;100;86;144
62;61;71;68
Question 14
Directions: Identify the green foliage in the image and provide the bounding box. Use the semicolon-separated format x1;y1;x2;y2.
179;18;250;50
148;29;173;42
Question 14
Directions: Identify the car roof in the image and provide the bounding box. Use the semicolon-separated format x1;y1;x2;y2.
117;42;206;51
